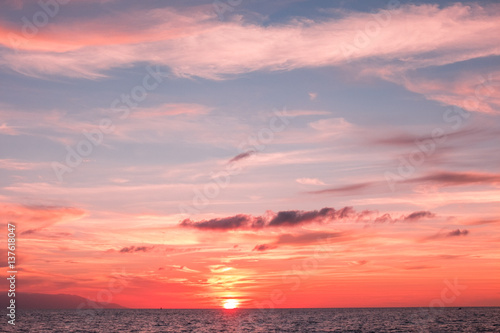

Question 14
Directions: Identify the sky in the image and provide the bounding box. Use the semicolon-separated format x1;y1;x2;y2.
0;0;499;309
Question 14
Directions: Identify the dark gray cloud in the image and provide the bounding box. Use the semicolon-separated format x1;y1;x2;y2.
268;207;351;227
180;215;259;230
180;207;362;231
119;246;154;253
228;150;255;163
403;211;435;222
446;229;469;237
180;207;436;231
423;229;470;241
252;244;277;251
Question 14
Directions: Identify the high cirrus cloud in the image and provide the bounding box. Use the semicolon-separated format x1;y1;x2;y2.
0;3;499;82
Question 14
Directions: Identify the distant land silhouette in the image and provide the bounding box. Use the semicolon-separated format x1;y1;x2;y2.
2;293;126;310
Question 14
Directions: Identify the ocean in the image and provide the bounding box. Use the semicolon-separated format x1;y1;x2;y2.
2;307;499;332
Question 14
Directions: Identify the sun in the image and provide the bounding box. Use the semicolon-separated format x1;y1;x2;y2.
222;299;239;309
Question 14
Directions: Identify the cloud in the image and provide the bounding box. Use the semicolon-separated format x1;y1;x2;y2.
281;110;330;117
0;159;47;170
166;265;200;273
0;123;19;135
463;218;500;226
374;213;393;223
19;229;72;239
395;70;500;114
309;170;500;198
180;207;435;231
403;265;439;270
252;231;349;251
0;103;216;146
423;229;470;241
0;203;86;233
308;182;374;195
403;211;435;222
119;246;155;253
275;231;346;245
296;178;325;185
209;265;233;273
180;214;259;230
372;127;484;146
129;103;213;118
268;207;352;227
252;244;277;251
309;118;352;137
180;206;363;231
2;3;499;81
406;171;500;186
373;211;436;223
446;229;469;237
228;150;255;163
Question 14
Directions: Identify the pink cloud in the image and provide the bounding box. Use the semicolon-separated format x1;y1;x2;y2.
0;4;499;80
398;71;500;114
296;178;325;186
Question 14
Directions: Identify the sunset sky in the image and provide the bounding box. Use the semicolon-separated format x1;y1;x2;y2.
1;0;499;309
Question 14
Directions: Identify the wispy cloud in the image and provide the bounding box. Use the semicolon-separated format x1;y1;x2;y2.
296;178;325;186
228;150;255;164
405;171;500;186
2;3;499;82
423;228;470;241
252;244;277;252
0;203;86;233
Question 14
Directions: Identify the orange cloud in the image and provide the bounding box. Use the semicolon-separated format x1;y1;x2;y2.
0;203;86;233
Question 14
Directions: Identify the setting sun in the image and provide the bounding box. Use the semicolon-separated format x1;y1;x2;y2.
222;299;239;309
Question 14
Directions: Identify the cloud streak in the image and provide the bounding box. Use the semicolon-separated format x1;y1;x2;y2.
228;150;255;164
423;229;470;241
